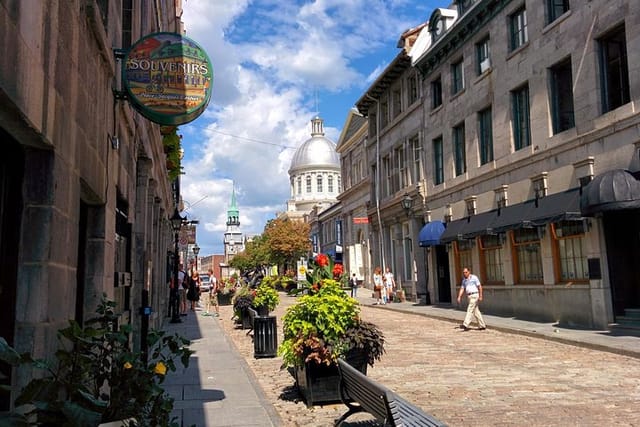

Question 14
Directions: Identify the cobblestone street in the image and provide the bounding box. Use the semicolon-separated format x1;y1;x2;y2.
211;294;640;427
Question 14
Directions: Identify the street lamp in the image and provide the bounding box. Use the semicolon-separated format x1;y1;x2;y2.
193;243;200;272
401;192;414;217
170;208;185;323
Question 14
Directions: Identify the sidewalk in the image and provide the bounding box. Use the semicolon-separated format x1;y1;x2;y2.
162;308;282;427
353;292;640;359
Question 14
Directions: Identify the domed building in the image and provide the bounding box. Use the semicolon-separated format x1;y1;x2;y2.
282;115;341;220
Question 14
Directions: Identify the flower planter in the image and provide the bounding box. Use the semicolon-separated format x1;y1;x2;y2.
241;308;253;330
256;305;269;316
295;349;368;408
218;293;233;306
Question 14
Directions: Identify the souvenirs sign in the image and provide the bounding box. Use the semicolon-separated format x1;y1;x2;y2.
124;32;213;125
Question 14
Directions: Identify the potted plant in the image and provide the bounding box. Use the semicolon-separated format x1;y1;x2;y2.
232;286;255;329
0;296;192;427
278;254;385;407
217;279;236;306
252;281;280;315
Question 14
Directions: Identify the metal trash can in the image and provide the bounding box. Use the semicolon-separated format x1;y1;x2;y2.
253;315;277;358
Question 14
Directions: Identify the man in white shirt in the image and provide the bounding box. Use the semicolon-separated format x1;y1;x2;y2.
456;267;487;331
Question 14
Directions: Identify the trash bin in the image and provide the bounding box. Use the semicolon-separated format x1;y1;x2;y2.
253;315;277;358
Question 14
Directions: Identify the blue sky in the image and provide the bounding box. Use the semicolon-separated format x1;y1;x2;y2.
180;0;437;256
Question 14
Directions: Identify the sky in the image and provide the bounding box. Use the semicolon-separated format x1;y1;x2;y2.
180;0;437;256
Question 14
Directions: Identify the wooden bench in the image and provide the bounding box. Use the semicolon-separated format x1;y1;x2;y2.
335;358;446;427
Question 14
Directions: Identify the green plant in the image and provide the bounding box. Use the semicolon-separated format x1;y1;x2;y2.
0;297;193;427
339;321;386;367
278;279;361;368
253;282;280;312
232;286;255;318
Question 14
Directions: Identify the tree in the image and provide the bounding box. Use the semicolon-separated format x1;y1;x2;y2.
229;234;270;276
262;218;311;269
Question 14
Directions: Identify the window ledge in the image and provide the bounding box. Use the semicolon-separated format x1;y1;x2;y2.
506;41;529;60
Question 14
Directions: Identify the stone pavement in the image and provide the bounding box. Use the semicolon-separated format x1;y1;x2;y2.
164;292;640;426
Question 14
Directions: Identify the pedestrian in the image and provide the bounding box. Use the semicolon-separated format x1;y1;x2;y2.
209;268;219;317
373;267;384;305
456;267;487;331
187;268;200;311
383;267;396;303
178;263;188;316
349;273;359;297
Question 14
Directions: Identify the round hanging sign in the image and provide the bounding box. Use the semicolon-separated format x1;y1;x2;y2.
123;32;213;126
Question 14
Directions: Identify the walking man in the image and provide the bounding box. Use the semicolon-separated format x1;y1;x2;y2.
457;267;487;331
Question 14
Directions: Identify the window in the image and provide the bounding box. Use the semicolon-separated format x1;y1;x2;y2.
380;99;389;128
479;234;505;284
454;240;473;285
317;175;323;192
306;175;312;193
599;25;630;113
337;176;342;192
369;112;377;137
478;107;493;164
509;7;528;51
410;136;423;184
297;177;302;195
396;146;408;188
431;77;443;109
512;228;543;283
552;221;588;282
549;58;575;134
383;155;392;197
122;0;133;49
328;176;334;192
408;73;419;105
476;37;491;74
451;59;464;94
433;136;444;185
392;87;402;118
457;0;476;15
511;84;531;150
453;123;466;176
546;0;569;24
403;223;413;282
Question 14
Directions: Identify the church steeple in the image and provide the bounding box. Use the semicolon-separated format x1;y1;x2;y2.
227;186;240;226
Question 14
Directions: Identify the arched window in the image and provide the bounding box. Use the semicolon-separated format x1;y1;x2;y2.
317;175;323;192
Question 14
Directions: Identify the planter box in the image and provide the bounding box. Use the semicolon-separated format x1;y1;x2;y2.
218;293;233;306
295;350;368;407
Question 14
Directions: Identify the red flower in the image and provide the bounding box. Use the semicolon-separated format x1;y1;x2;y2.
333;263;343;277
315;254;329;267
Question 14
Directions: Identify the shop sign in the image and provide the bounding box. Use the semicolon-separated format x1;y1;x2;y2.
123;32;213;125
353;217;369;224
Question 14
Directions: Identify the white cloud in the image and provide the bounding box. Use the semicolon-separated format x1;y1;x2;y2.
179;0;436;257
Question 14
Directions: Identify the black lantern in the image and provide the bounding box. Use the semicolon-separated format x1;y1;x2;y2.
401;192;414;215
193;243;200;271
169;208;185;323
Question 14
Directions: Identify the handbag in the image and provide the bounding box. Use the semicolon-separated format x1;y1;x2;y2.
374;284;382;291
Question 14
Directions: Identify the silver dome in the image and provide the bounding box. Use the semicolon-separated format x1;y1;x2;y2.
289;116;339;173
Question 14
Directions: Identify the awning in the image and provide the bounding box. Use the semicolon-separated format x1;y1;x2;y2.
439;218;468;243
418;220;445;246
529;188;582;225
580;169;640;216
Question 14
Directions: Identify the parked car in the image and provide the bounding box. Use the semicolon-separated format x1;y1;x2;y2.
199;274;211;293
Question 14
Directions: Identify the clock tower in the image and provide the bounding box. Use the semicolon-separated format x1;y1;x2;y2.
223;186;244;265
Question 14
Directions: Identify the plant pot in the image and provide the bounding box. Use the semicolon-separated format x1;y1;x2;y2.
256;305;269;316
295;349;368;408
218;293;233;306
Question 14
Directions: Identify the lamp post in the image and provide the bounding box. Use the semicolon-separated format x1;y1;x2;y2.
401;192;414;217
193;243;200;272
170;208;184;323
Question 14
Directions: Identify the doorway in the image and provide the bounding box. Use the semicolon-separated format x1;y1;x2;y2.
603;210;640;318
435;245;452;303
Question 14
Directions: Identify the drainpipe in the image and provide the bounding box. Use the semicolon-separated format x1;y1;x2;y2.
365;94;386;271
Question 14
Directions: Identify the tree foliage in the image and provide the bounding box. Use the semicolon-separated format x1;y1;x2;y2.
262;218;311;267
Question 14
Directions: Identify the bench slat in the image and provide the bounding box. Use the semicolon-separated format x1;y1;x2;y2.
336;358;446;427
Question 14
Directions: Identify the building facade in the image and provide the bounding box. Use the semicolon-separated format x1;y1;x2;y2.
336;109;372;285
0;1;185;408
410;0;640;328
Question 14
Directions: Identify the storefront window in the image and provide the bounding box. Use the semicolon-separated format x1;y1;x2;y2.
552;221;588;282
512;228;543;283
479;234;504;284
454;240;474;284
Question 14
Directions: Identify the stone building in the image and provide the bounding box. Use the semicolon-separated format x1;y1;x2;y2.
354;25;427;302
408;0;640;328
0;1;186;408
336;108;372;285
